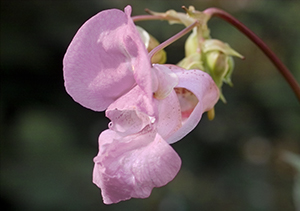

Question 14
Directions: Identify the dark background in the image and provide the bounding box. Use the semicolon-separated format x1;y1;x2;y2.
1;0;299;210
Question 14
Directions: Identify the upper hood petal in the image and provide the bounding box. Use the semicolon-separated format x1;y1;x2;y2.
63;6;151;111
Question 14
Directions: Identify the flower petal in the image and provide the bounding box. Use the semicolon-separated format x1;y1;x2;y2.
93;128;181;204
152;64;179;100
106;108;152;136
107;84;155;118
175;87;198;122
165;65;219;144
155;90;182;140
63;6;150;111
123;6;154;100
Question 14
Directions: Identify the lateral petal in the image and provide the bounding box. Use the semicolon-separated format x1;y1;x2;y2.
166;65;219;144
106;108;152;136
155;90;182;140
107;84;155;118
93;128;181;204
152;64;179;100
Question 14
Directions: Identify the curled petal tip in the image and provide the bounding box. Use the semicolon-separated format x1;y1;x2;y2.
124;5;132;16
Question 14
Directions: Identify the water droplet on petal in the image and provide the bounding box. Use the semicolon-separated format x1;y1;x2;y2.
149;116;156;123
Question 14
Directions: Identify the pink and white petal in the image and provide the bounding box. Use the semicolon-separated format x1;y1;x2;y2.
106;108;152;136
175;88;198;121
93;127;181;204
123;6;154;99
155;90;182;140
166;65;219;144
152;64;179;100
107;85;156;118
63;6;150;111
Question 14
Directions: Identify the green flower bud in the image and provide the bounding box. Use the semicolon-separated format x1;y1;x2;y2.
146;9;195;27
136;26;167;64
202;39;243;103
185;28;199;57
224;56;234;87
177;52;204;70
205;51;230;87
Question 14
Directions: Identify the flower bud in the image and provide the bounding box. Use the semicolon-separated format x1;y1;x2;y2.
136;26;166;64
185;28;199;57
177;52;204;70
202;39;243;102
205;51;230;87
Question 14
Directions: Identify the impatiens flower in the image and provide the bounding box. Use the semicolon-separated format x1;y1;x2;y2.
93;64;218;204
63;5;219;204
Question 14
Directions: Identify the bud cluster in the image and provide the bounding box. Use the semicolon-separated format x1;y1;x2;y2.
140;6;243;104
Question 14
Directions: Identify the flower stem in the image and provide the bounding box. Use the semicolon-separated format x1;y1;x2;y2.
132;14;178;22
132;15;165;22
148;21;198;61
204;7;300;102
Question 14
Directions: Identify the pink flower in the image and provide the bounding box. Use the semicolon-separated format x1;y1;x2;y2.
63;5;219;204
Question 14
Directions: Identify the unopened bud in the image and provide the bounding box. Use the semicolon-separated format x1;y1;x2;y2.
202;39;242;102
202;39;243;58
185;28;199;57
205;50;231;87
177;52;204;70
136;26;167;64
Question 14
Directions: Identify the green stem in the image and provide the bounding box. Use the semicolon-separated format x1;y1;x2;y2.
204;7;300;102
132;14;178;22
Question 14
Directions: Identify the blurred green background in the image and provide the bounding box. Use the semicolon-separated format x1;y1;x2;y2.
1;0;299;210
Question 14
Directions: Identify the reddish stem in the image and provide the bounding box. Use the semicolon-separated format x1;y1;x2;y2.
132;15;165;22
148;21;198;60
204;7;300;102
